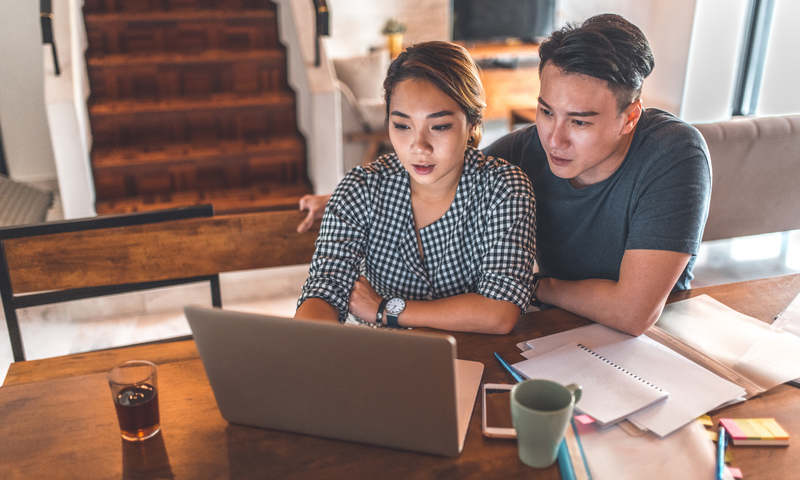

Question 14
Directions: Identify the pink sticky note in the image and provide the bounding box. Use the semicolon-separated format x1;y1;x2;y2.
727;467;743;479
574;414;595;425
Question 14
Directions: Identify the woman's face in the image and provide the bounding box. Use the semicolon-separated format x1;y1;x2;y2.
388;79;476;193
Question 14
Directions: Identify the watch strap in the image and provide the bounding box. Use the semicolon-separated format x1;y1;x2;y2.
376;298;388;326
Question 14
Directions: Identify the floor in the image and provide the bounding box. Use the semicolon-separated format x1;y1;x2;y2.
3;125;800;381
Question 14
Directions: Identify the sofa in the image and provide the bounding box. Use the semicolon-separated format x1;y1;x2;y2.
694;114;800;242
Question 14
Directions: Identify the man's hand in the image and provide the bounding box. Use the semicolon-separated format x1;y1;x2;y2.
297;194;332;233
348;276;383;324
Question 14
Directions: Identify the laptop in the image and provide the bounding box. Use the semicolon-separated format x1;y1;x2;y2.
184;306;484;457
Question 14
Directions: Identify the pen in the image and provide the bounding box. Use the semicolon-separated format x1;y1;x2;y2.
493;352;525;383
716;426;727;480
557;438;577;480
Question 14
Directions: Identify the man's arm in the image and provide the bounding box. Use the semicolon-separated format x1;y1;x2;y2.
297;194;332;233
534;249;690;336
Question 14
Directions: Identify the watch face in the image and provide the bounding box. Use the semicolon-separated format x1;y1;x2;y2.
386;298;406;315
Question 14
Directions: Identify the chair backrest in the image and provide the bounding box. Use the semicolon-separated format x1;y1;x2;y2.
695;114;800;241
0;206;320;362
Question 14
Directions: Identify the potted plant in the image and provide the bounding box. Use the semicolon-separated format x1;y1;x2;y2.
381;19;406;58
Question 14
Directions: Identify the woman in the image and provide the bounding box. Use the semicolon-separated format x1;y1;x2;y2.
295;41;535;334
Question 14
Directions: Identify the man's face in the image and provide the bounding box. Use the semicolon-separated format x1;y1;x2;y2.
536;64;641;188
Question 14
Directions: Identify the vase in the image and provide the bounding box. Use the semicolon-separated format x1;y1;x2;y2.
386;33;403;58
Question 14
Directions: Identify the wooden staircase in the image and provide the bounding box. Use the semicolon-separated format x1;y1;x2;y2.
83;0;310;215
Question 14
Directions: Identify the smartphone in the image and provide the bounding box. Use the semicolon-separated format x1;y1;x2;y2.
481;383;517;438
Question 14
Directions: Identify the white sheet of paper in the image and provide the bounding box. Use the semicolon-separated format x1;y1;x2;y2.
513;342;669;427
577;420;734;480
657;295;800;392
773;291;800;336
519;324;745;437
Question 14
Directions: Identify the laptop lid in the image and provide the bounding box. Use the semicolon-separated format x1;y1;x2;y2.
184;306;483;457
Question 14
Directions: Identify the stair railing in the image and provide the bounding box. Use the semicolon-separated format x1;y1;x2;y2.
40;0;60;76
313;0;329;67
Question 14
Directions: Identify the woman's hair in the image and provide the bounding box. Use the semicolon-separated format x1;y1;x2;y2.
383;41;486;147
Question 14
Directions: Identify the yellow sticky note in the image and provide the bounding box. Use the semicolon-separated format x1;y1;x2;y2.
747;418;773;439
760;418;789;440
698;415;713;427
706;429;718;442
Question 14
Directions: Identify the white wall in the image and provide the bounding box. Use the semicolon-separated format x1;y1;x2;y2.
45;0;96;218
0;1;58;182
278;0;342;194
756;0;800;116
681;0;750;123
557;0;698;115
325;0;696;115
326;0;450;58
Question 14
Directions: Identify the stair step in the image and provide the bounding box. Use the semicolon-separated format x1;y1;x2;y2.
84;9;274;24
84;0;270;14
92;136;304;170
87;49;283;67
89;93;298;149
88;49;287;102
91;136;306;199
95;183;310;216
90;92;293;116
85;10;279;56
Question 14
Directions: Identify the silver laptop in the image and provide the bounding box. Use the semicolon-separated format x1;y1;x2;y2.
184;306;484;457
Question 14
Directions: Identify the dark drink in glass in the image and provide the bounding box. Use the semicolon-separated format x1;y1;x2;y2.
108;360;161;441
114;383;160;441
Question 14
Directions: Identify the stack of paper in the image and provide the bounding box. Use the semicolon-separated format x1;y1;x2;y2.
512;342;669;427
516;323;746;437
652;295;800;397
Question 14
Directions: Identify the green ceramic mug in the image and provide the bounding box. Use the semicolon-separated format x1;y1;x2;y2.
510;379;582;468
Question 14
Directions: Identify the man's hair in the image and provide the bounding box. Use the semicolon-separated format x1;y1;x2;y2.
538;14;655;112
384;41;486;147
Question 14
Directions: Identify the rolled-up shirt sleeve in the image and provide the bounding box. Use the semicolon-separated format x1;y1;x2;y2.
475;166;537;311
297;169;372;322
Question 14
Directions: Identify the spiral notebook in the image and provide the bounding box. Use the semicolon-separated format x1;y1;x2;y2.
511;342;669;427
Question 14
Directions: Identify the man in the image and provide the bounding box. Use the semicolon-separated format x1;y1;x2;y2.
297;14;711;336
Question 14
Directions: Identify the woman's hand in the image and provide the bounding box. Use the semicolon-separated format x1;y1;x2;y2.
348;276;384;323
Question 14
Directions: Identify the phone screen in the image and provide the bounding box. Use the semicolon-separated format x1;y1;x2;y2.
485;386;514;428
482;383;516;437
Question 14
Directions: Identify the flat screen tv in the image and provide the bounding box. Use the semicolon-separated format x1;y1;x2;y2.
452;0;555;44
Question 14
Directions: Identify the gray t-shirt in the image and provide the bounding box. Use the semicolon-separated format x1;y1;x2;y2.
483;108;711;290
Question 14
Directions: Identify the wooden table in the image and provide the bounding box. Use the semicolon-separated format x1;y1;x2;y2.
2;275;799;479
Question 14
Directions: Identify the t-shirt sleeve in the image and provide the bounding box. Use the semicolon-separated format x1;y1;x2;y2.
625;144;711;254
475;167;537;311
297;169;371;322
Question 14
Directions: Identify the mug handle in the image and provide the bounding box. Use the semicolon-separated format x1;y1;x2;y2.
565;383;582;404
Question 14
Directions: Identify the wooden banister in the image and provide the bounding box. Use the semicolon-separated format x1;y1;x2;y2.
3;210;318;294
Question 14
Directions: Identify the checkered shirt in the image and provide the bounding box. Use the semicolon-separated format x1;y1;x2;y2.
298;147;536;323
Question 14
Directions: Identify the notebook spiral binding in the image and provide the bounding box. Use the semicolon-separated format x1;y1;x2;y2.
576;343;666;392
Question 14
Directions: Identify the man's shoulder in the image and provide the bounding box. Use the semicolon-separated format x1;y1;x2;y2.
482;125;547;183
637;109;708;151
468;148;534;196
482;124;538;166
630;109;710;171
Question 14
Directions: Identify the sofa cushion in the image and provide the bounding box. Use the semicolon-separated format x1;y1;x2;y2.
695;114;800;241
333;50;390;103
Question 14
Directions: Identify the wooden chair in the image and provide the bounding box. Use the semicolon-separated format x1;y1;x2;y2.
0;205;319;362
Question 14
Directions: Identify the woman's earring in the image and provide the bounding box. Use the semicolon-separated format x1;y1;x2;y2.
469;136;475;144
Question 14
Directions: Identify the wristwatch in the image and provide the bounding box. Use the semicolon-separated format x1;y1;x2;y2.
385;297;406;328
